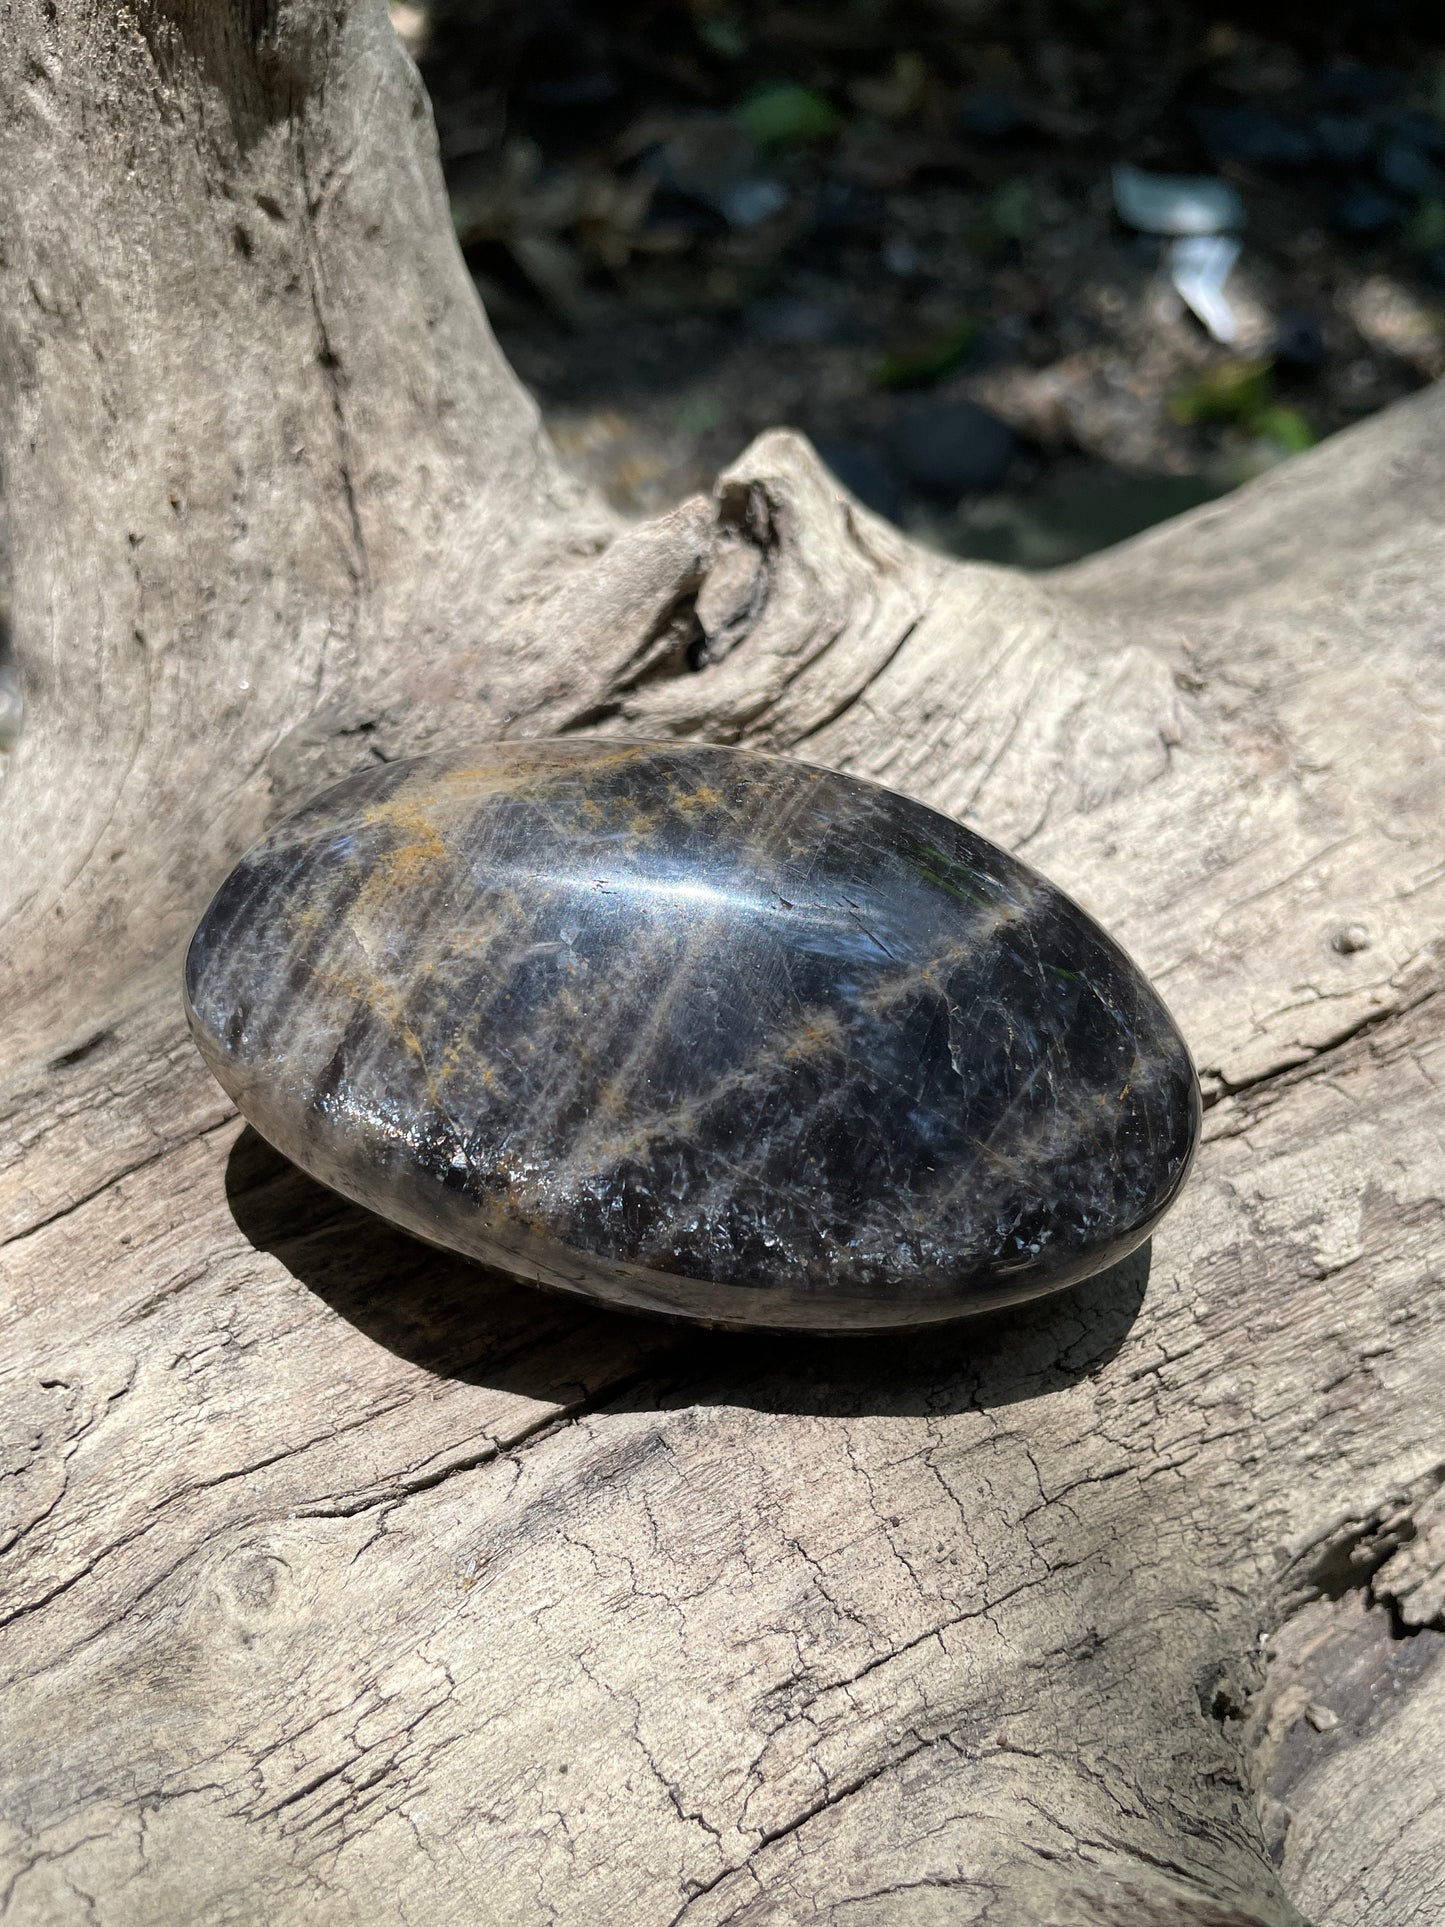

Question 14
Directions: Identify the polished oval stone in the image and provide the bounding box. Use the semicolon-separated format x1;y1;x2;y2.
185;741;1199;1331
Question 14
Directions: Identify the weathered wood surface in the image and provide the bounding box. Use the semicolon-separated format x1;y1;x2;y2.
1;5;1442;1923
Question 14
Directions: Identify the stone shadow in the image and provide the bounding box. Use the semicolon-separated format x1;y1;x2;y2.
225;1125;1151;1424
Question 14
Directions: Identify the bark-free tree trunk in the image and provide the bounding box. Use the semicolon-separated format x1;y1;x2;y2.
1;6;1441;1924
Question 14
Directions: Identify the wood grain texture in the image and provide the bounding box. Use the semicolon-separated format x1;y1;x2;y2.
1;4;1442;1923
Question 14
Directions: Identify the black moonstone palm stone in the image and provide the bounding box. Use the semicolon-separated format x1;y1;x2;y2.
185;741;1199;1331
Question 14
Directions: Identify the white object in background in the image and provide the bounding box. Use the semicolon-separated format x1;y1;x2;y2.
1112;163;1244;237
719;178;789;228
1169;233;1243;344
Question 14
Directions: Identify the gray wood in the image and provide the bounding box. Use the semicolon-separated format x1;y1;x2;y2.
1;5;1441;1923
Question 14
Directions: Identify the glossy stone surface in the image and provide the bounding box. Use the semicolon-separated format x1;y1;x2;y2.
185;741;1199;1331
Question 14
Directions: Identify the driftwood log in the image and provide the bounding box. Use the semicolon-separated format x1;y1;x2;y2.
2;6;1442;1923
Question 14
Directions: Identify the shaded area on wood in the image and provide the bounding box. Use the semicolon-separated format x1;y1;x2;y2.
225;1125;1152;1418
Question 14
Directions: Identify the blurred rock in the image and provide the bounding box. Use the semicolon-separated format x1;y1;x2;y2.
642;117;760;219
956;472;1222;570
1126;234;1166;269
888;400;1015;498
747;297;846;345
1317;64;1401;107
718;178;789;228
813;439;904;519
1314;114;1375;167
957;89;1021;140
833;121;943;192
812;178;883;236
1271;309;1327;367
1196;107;1313;169
1334;181;1403;233
526;67;615;108
1378;134;1445;201
636;194;726;246
637;118;788;231
1344;274;1445;378
1396;112;1445;150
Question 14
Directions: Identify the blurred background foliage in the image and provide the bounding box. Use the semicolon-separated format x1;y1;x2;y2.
401;0;1445;566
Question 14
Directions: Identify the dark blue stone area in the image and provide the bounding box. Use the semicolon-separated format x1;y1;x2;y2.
184;741;1199;1331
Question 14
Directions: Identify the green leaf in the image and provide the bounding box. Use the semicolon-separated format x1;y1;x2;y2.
1252;405;1315;455
737;83;841;148
872;317;981;390
697;16;747;60
1168;358;1273;427
676;393;722;436
987;178;1034;242
1404;197;1445;255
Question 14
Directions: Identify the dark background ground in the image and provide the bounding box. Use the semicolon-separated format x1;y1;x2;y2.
403;0;1445;567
